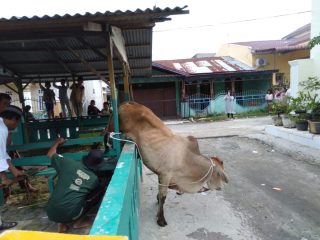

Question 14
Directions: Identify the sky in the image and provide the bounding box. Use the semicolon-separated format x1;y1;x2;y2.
0;0;311;60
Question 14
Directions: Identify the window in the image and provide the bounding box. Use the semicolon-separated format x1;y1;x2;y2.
23;91;32;111
38;89;44;111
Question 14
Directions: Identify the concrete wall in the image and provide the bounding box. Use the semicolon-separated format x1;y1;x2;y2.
311;0;320;59
83;80;108;115
290;0;320;97
254;50;309;84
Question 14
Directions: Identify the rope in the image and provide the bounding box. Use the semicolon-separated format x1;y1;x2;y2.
109;132;215;188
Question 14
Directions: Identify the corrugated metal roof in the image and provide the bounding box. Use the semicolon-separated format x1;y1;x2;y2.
0;7;188;22
233;23;310;53
0;6;189;83
154;56;254;75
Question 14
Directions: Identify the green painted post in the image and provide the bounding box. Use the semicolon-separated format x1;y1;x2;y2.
175;80;181;116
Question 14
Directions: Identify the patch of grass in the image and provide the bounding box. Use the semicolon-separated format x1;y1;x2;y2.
236;110;269;118
185;110;269;122
7;176;50;206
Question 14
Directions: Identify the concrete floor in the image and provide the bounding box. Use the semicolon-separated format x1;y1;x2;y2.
140;117;320;240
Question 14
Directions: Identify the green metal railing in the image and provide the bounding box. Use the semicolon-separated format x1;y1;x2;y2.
90;143;141;240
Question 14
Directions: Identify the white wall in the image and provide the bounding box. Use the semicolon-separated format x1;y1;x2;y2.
83;80;107;114
311;0;320;59
289;59;314;97
290;0;320;97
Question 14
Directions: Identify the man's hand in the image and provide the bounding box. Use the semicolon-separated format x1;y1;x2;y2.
55;137;65;145
1;178;13;187
47;137;65;158
12;169;27;179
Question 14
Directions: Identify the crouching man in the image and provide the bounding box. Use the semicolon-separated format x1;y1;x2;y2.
46;137;106;233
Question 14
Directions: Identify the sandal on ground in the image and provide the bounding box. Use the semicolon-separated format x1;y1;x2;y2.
0;221;18;230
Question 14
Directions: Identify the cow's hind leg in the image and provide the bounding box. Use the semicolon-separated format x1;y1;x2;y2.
157;178;168;227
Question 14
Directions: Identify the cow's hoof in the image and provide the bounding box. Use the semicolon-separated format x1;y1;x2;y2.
157;218;167;227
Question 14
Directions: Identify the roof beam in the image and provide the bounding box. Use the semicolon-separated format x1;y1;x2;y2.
0;75;19;85
42;43;75;76
4;83;18;93
56;38;107;82
83;22;103;32
75;37;107;59
0;56;22;79
4;57;151;65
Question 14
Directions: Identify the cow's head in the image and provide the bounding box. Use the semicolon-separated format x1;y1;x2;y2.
207;156;228;191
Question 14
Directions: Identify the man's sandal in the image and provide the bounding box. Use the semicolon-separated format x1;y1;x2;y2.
0;221;17;230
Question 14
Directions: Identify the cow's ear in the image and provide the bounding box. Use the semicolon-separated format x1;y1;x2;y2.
223;173;229;183
215;168;228;184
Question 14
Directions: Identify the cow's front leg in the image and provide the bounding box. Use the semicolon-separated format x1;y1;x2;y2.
157;178;168;227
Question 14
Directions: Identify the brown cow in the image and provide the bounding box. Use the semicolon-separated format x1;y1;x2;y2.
114;102;228;226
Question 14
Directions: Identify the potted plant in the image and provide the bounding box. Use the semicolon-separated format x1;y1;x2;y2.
308;102;320;134
281;110;296;128
299;77;320;134
288;92;310;131
270;101;286;126
289;113;310;131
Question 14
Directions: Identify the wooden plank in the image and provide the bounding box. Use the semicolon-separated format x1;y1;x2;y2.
83;22;103;32
111;26;130;74
11;150;117;169
8;136;104;151
122;63;130;101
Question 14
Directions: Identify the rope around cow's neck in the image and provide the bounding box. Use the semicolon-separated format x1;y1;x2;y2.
109;132;215;187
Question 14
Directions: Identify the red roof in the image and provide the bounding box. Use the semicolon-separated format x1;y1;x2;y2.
154;56;254;75
233;23;310;53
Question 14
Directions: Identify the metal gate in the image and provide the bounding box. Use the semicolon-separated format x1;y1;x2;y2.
182;91;267;118
185;93;211;117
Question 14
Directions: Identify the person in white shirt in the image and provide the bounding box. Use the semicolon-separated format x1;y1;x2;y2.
265;90;274;113
224;90;235;119
53;79;72;118
0;105;25;230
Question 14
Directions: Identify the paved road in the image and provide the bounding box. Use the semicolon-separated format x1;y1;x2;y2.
140;117;320;240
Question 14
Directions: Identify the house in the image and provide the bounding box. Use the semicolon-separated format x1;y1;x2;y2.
119;56;276;118
217;24;310;85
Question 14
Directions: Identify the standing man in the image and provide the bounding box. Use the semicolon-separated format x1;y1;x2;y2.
0;93;11;113
39;81;56;119
0;106;26;230
53;79;72;118
224;90;235;119
70;77;85;117
46;138;105;233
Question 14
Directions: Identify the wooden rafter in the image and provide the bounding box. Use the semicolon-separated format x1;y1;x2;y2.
42;43;74;76
57;39;107;83
75;37;107;60
4;83;18;93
